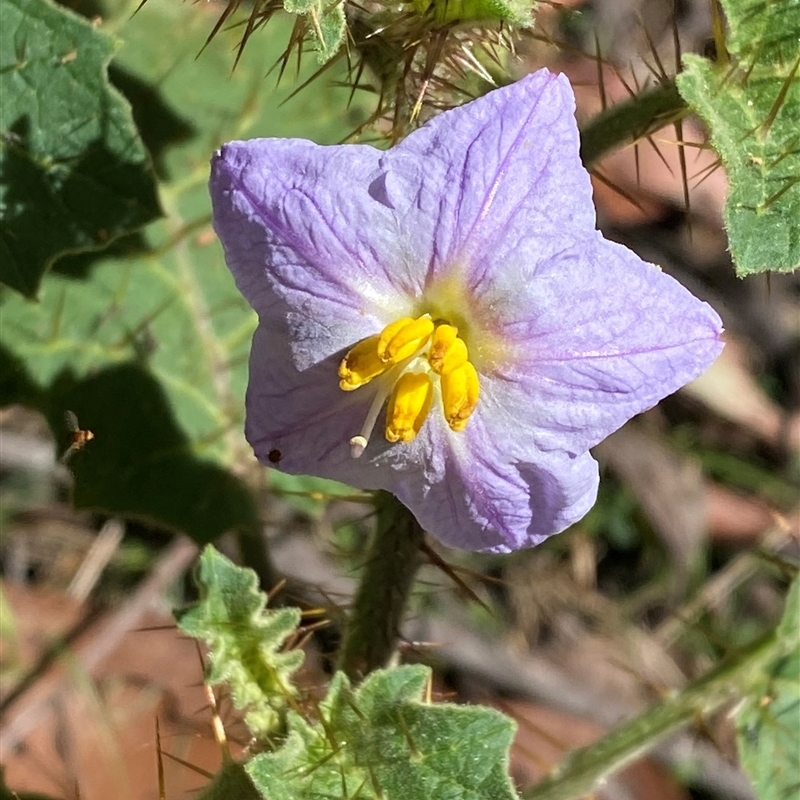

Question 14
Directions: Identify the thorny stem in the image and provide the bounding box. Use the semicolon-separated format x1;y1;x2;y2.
523;625;787;800
338;492;426;680
579;79;687;168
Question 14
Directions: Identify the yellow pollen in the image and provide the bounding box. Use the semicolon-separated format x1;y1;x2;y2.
339;314;482;455
428;324;468;375
338;335;389;391
386;371;434;443
441;361;480;432
377;316;434;364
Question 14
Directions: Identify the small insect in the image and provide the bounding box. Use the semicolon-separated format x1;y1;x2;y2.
61;410;94;464
267;448;282;465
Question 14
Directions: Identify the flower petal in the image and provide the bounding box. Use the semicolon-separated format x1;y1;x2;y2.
393;416;600;553
245;323;364;475
488;235;724;454
246;317;598;553
210;139;426;367
245;322;442;488
212;71;725;553
375;69;595;286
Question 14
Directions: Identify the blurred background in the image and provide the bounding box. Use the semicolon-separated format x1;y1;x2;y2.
1;0;798;798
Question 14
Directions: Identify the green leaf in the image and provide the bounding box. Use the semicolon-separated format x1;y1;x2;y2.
284;0;317;13
0;221;253;465
412;0;533;26
0;1;368;544
282;0;346;62
676;0;800;276
736;578;800;800
0;0;161;298
247;664;519;800
317;4;347;60
178;546;304;739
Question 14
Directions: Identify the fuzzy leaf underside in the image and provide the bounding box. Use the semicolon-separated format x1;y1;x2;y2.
0;0;161;298
178;546;304;739
677;0;800;275
247;665;519;800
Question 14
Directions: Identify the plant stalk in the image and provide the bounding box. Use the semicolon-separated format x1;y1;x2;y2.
338;491;426;679
580;79;687;168
522;626;784;800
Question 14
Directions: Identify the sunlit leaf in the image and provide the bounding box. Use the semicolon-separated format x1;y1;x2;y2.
178;546;304;738
412;0;532;26
0;0;161;298
677;0;800;275
248;665;519;799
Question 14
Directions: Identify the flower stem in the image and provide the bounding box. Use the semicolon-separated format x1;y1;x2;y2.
579;79;686;168
338;492;426;679
522;625;784;800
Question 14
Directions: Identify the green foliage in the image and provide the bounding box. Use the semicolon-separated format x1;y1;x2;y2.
736;577;800;800
178;546;304;739
282;0;346;63
677;0;800;276
0;0;367;545
318;5;347;60
412;0;533;27
0;0;161;298
247;664;519;800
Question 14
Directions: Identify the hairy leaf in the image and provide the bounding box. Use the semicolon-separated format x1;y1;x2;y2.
677;0;800;275
178;546;304;738
282;0;346;62
412;0;532;26
248;665;519;799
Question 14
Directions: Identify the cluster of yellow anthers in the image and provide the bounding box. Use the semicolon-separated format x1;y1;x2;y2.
338;315;480;455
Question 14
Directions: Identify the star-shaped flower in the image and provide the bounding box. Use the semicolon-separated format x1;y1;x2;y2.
210;69;723;553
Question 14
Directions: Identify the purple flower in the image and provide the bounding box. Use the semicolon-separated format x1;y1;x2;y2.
210;69;723;553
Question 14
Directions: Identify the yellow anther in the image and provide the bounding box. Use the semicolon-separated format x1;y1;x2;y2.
428;324;468;376
376;318;413;358
385;372;434;443
377;316;434;364
441;361;480;432
338;336;388;391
